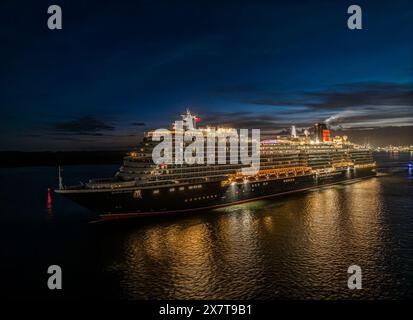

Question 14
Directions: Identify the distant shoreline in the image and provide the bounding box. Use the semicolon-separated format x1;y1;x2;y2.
0;151;127;168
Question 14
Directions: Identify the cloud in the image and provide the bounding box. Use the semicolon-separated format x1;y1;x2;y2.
209;84;262;97
331;126;413;147
197;82;413;143
130;122;146;126
304;82;413;111
51;116;115;135
248;82;413;109
238;82;413;128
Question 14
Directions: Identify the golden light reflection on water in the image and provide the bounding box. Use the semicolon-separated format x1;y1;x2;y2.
108;176;402;299
262;215;274;231
297;179;386;291
346;179;384;242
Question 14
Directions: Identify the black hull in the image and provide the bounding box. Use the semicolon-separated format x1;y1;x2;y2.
56;167;376;220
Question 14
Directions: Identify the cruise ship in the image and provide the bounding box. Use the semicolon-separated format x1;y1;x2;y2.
55;111;376;220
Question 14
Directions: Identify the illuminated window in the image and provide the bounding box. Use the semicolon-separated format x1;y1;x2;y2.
153;189;159;194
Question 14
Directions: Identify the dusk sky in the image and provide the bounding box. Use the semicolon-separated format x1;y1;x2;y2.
0;0;412;150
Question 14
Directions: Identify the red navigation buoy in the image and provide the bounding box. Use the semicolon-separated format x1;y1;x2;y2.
47;187;52;209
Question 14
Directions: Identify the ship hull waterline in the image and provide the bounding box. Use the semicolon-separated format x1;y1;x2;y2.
55;167;376;221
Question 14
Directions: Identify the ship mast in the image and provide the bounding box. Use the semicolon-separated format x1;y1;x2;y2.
182;108;198;130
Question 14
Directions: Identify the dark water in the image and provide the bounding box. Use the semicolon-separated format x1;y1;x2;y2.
0;152;412;299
